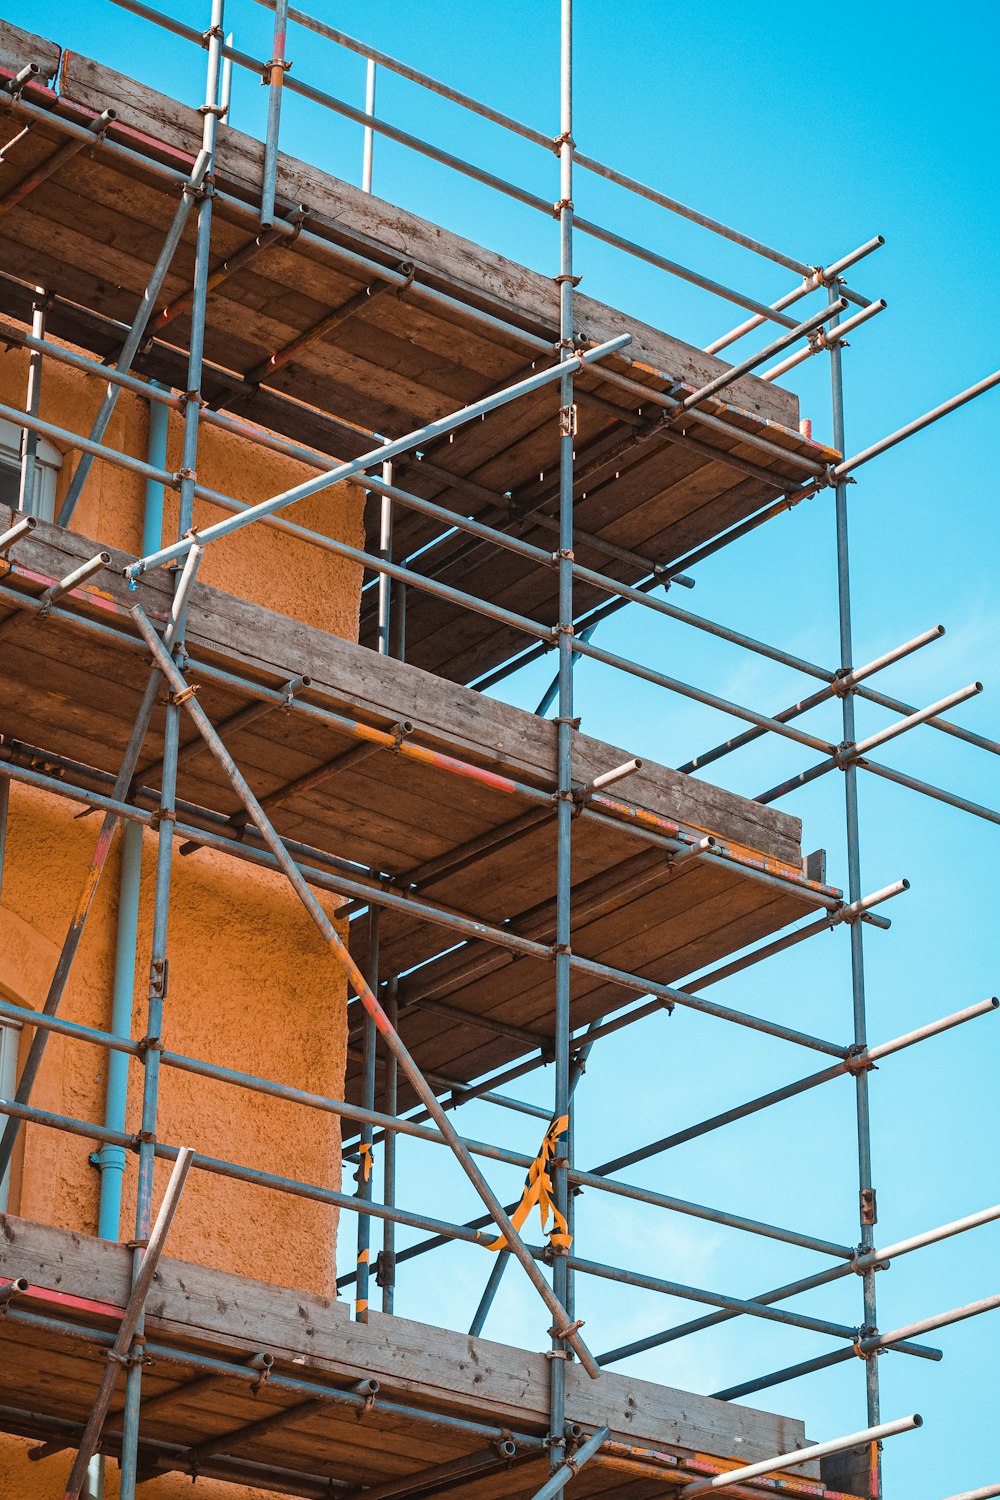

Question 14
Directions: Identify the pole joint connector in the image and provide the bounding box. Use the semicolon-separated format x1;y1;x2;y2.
551;715;580;728
852;1324;879;1358
844;1043;872;1071
551;941;572;956
559;403;578;437
554;272;582;286
261;58;292;87
552;198;574;215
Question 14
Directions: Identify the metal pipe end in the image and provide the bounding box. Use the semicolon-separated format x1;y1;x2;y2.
900;878;911;891
496;1439;517;1458
988;997;999;1010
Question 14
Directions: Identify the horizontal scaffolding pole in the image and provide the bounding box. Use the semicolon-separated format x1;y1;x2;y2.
710;1347;855;1403
834;368;1000;477
0;996;850;1261
679;1415;922;1497
860;1293;1000;1353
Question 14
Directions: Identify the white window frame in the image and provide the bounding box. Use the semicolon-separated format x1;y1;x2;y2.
0;415;62;522
0;1017;20;1211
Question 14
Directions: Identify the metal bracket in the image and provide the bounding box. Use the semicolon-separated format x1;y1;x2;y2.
261;57;292;86
550;1317;584;1341
171;683;200;706
860;1187;878;1226
559;403;578;438
149;956;168;999
374;1249;395;1288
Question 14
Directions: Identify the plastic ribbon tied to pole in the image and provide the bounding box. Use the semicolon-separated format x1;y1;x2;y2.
357;1141;374;1184
481;1114;572;1253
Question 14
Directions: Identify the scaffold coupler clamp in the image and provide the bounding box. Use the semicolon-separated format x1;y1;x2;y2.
844;1042;874;1073
851;1244;890;1276
852;1324;879;1359
261;55;292;87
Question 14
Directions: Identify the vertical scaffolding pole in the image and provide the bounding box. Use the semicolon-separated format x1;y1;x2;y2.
377;461;394;656
118;10;225;1490
381;977;397;1314
356;904;379;1322
16;288;45;516
260;0;289;226
549;0;575;1473
116;626;182;1499
829;305;882;1495
362;58;377;193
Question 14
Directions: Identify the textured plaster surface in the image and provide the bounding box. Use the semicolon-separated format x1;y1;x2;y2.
0;346;363;1497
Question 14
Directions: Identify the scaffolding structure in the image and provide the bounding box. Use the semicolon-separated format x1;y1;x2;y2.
0;3;996;1499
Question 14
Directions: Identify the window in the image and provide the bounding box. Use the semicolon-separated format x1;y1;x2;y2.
0;416;62;522
0;1018;19;1211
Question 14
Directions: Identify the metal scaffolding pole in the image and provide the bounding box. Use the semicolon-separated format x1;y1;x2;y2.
549;0;576;1468
130;606;600;1377
15;287;45;515
828;301;882;1491
355;906;378;1322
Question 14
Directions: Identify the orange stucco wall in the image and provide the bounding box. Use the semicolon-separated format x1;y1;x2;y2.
0;341;365;1498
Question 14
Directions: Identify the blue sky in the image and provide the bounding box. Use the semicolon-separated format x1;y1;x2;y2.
7;1;999;1495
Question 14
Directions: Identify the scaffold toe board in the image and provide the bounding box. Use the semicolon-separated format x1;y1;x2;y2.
0;1215;842;1499
0;21;839;684
0;509;837;1113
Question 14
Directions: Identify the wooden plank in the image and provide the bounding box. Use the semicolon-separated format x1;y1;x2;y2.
0;1213;818;1470
0;509;806;864
56;48;799;427
0;18;61;81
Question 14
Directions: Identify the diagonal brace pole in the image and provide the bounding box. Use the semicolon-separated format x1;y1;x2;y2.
123;333;631;582
528;1427;610;1500
130;604;601;1378
62;1146;195;1500
57;148;213;526
0;548;203;1179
